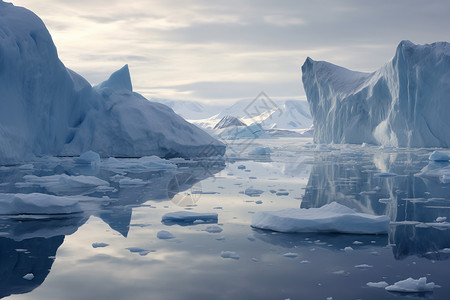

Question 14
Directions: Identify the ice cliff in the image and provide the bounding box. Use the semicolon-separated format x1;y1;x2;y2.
302;40;450;147
0;1;224;164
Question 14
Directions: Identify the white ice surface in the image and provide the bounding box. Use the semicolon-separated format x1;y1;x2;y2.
220;251;240;260
0;193;82;215
251;202;390;234
0;2;224;164
366;281;389;288
157;230;175;239
302;41;450;147
385;277;437;293
16;174;110;195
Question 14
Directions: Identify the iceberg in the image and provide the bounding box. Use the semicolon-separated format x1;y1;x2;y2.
251;202;390;234
385;277;437;293
0;1;224;165
302;40;450;147
0;193;82;215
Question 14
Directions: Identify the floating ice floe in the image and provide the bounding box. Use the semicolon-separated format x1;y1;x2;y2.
220;251;240;260
283;252;298;258
157;230;175;239
74;151;100;166
162;211;218;225
126;247;154;256
0;193;82;215
22;273;34;280
416;161;450;184
204;225;223;233
244;188;264;197
16;174;110;195
102;156;177;173
92;242;109;248
374;172;397;177
251;202;390;234
385;277;437;293
429;151;450;162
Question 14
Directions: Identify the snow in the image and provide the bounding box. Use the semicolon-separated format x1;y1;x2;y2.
157;230;175;239
251;202;390;234
214;116;245;129
0;2;224;165
0;193;82;215
220;251;240;260
302;41;450;147
161;211;218;224
385;277;437;293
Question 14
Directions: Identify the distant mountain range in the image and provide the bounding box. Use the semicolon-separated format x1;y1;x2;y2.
152;98;313;134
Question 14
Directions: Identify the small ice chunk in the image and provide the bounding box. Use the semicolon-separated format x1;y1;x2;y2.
283;252;298;258
216;235;226;240
352;241;363;245
204;225;223;233
436;217;447;222
92;242;109;248
276;191;289;196
162;211;218;224
157;230;175;239
126;247;154;256
248;147;271;155
251;258;259;262
251;202;390;234
0;193;82;215
247;233;256;241
385;277;437;293
300;260;311;264
343;247;354;252
220;251;240;260
429;151;450;162
74;150;100;165
244;188;264;197
367;281;388;288
23;273;34;280
354;264;373;269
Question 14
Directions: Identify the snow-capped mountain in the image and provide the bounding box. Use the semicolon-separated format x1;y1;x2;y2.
0;1;224;164
213;116;246;129
302;40;450;148
162;98;312;131
151;98;225;120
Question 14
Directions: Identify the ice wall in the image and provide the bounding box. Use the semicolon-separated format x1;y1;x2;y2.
0;1;224;164
302;40;450;147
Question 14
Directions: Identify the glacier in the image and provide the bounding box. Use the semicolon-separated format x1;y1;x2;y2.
302;40;450;147
0;1;224;165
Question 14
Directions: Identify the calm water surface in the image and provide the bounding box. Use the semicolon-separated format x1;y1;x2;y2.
1;138;449;299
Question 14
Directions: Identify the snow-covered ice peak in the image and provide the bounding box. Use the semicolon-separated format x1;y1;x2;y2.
96;64;133;92
214;115;245;129
302;40;450;148
0;2;224;164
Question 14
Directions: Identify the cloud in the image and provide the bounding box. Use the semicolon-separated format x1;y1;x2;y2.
10;0;450;103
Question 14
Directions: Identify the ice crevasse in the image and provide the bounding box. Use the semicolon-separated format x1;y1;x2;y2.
0;1;225;164
302;40;450;148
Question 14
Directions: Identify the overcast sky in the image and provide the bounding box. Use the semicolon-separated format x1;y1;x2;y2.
10;0;450;104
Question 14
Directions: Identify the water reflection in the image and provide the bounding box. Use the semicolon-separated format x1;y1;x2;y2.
302;149;450;260
0;157;223;298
